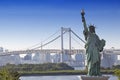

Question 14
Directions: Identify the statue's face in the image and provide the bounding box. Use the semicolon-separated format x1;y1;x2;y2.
89;26;95;33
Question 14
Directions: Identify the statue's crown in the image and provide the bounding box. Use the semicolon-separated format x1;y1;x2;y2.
88;24;96;28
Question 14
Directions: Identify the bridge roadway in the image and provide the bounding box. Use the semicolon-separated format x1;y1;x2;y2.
0;49;120;56
0;49;85;56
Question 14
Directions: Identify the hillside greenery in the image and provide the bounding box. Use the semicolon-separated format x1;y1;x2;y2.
0;63;74;72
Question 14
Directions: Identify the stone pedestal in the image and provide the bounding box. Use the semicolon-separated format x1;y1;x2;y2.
81;76;109;80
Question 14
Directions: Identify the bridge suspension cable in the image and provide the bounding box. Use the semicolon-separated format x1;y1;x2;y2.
32;31;67;50
41;29;61;43
28;29;61;49
32;35;61;50
71;36;84;48
71;30;86;44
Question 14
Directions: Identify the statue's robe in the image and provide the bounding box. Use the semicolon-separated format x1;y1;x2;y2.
84;30;105;76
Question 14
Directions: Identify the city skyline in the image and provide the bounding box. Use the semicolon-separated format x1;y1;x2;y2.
0;0;120;51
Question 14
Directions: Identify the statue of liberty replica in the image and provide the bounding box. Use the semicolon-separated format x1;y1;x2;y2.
81;9;106;77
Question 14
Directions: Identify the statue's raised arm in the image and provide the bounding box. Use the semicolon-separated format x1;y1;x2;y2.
81;10;88;40
81;10;87;30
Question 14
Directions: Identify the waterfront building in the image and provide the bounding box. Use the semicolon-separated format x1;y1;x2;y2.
32;52;41;62
62;50;71;62
32;52;52;63
0;54;21;66
10;54;21;65
74;53;85;67
0;47;3;52
101;50;120;68
24;53;32;60
44;53;51;63
51;53;60;63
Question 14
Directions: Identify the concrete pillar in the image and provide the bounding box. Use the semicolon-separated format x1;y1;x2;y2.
61;27;63;62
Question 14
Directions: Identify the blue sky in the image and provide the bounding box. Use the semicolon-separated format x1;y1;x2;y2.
0;0;120;50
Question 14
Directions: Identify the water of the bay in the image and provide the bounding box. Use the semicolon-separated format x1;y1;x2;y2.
20;75;118;80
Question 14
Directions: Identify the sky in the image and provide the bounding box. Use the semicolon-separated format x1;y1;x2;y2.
0;0;120;51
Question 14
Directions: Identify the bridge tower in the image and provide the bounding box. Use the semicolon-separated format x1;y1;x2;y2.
61;27;72;62
61;27;63;62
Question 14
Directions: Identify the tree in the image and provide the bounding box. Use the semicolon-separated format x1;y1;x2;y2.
114;69;120;80
0;67;20;80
